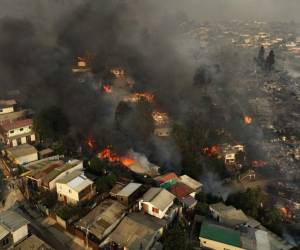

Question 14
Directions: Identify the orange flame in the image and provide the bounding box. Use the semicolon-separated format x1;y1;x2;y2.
244;116;253;124
98;147;135;167
202;145;220;157
86;137;95;149
103;85;112;94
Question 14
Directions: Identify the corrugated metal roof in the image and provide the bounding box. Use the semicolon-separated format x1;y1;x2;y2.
1;119;32;131
0;224;9;240
143;188;175;211
109;213;167;250
77;199;126;239
200;222;241;247
6;143;37;158
57;170;93;192
0;210;29;232
117;183;142;197
180;175;203;191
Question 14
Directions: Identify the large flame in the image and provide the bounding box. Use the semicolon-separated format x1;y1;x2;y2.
244;116;253;124
98;147;136;167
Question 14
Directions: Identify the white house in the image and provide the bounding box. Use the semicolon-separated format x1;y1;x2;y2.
56;170;96;204
139;188;175;219
0;210;29;246
0;119;35;147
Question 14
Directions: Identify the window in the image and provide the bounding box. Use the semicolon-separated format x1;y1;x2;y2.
69;189;72;193
10;130;14;134
2;238;9;246
152;207;159;213
0;109;3;113
20;128;24;131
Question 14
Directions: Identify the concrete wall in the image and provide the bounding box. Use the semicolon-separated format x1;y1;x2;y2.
139;200;173;219
6;125;32;138
14;152;38;165
56;183;79;203
0;106;14;115
199;237;245;250
12;224;28;244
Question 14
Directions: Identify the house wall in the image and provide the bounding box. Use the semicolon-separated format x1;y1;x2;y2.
0;106;14;115
13;152;38;165
12;224;28;244
6;125;32;138
5;132;35;147
199;237;245;250
48;162;83;190
140;200;174;219
56;183;79;204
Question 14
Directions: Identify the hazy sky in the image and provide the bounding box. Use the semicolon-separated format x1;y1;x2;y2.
1;0;300;24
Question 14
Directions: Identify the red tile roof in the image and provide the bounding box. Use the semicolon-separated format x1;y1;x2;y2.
170;182;194;199
154;172;179;184
1;119;32;131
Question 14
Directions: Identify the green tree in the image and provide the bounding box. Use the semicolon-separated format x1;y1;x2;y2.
163;222;187;250
95;173;117;193
265;50;275;71
33;106;70;141
86;156;106;176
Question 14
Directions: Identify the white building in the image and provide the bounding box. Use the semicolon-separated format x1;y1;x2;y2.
56;170;96;204
0;210;29;246
139;188;175;219
5;143;38;165
0;119;35;147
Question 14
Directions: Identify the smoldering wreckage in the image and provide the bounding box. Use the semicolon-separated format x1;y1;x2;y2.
0;0;300;248
0;0;261;171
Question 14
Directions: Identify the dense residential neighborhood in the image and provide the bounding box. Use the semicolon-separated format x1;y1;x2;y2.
0;0;300;250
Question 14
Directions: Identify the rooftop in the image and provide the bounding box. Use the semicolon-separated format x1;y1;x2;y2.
6;143;37;158
1;119;32;131
41;160;82;186
0;210;29;232
180;175;203;191
170;182;194;199
77;199;126;240
57;170;92;192
14;234;53;250
0;99;16;109
108;212;167;250
0;224;9;240
154;172;179;184
142;188;175;211
200;222;241;248
117;183;142;197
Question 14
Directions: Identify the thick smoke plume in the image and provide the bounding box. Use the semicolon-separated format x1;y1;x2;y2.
0;0;296;169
